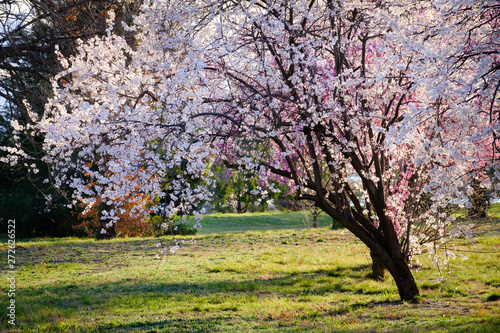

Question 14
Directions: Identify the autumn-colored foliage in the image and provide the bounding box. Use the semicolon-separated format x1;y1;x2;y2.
74;196;153;237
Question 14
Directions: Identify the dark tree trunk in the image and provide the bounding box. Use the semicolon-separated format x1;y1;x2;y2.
311;208;320;228
331;218;341;229
236;199;247;213
96;200;116;240
96;221;116;240
389;256;420;302
468;177;488;219
370;246;420;302
44;214;66;237
370;250;385;280
320;202;420;302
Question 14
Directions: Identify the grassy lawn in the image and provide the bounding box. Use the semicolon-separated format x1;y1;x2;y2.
0;211;499;332
185;210;339;235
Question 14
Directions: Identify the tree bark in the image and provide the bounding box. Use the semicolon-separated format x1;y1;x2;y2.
96;222;116;240
236;199;247;213
389;256;420;302
371;246;420;302
320;202;420;301
96;200;116;240
468;177;488;219
370;250;385;280
312;210;319;228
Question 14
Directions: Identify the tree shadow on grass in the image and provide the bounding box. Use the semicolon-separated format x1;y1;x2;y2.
10;266;500;333
11;265;379;330
23;263;375;300
90;310;500;333
10;233;500;333
97;316;242;333
15;238;161;266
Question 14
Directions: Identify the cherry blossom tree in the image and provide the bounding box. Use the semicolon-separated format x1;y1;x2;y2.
3;0;496;301
389;0;500;223
197;0;482;300
0;0;143;236
437;1;500;215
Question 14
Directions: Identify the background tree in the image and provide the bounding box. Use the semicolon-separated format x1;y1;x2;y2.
0;0;141;236
432;0;500;213
211;163;286;214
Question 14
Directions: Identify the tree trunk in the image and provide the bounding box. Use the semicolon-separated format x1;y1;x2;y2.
236;199;242;213
468;177;488;219
315;198;420;302
312;212;318;228
376;248;420;302
96;200;116;240
390;258;420;302
96;222;116;240
370;251;385;280
331;218;340;229
44;214;65;237
236;199;247;213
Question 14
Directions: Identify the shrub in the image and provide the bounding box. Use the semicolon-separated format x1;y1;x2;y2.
149;216;197;236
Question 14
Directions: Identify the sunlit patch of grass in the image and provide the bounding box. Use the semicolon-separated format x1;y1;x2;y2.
186;210;338;235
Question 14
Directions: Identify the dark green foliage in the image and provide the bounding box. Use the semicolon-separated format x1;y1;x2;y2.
210;165;266;213
171;223;198;236
0;158;84;237
150;216;197;236
210;164;293;214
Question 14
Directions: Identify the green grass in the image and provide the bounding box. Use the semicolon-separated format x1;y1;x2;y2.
0;211;499;332
185;210;339;235
487;202;500;218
